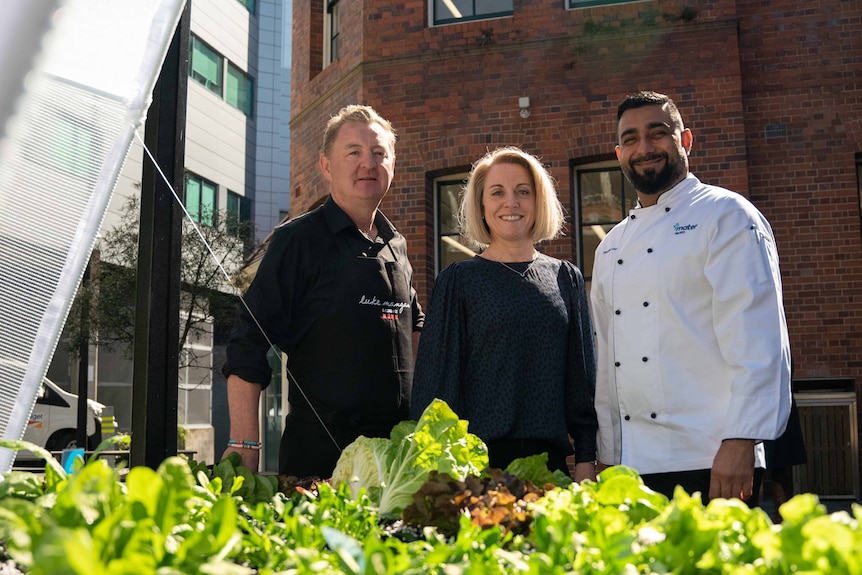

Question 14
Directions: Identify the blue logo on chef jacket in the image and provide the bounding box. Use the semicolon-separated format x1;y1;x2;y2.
673;222;698;235
359;295;409;321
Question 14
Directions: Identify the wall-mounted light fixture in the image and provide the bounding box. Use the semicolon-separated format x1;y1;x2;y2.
519;96;531;119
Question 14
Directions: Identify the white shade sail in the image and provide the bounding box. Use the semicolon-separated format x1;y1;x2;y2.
0;0;187;472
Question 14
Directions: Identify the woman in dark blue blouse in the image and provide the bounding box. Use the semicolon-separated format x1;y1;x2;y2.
410;146;598;482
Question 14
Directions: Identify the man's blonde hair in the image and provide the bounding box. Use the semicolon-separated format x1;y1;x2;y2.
460;146;565;248
321;104;396;157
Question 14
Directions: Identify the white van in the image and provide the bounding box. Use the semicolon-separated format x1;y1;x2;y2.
21;376;114;457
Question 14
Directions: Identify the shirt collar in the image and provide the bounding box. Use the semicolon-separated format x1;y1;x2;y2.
320;196;396;241
633;173;700;210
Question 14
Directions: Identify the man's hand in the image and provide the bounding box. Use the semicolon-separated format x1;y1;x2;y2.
224;374;263;473
222;445;260;472
710;439;755;500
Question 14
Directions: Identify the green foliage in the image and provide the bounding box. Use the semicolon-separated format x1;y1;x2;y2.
0;438;242;574
331;398;489;516
504;452;573;488
2;419;862;574
66;195;254;376
205;451;278;506
330;436;390;502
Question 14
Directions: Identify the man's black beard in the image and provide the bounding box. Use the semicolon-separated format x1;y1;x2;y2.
622;154;686;197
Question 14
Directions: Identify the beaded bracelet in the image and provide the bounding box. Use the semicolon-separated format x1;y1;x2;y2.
227;439;261;450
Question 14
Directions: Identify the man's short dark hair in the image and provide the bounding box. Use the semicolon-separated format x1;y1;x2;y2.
617;91;684;131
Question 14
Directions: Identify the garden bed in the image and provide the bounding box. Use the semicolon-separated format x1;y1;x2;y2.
0;400;860;574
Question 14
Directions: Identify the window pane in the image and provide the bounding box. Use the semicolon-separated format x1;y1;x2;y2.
227;192;239;236
436;0;473;19
261;350;284;472
227;191;238;217
438;181;462;234
434;0;512;24
201;180;217;226
236;0;255;13
567;0;639;9
186;173;217;226
53;113;98;179
577;166;636;281
190;36;223;96
330;1;341;61
440;236;476;272
857;155;861;217
226;191;252;236
580;169;626;223
857;154;862;244
186;176;201;222
436;178;475;274
184;387;212;424
476;0;511;15
226;63;253;116
582;224;614;281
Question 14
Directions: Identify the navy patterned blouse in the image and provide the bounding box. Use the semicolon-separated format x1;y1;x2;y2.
410;253;598;463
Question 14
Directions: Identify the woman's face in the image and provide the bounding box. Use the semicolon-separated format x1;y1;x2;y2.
481;162;536;244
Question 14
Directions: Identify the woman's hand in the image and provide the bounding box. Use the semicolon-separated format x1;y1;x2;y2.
573;460;598;483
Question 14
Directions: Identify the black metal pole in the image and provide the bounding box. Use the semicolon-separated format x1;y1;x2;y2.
130;2;190;469
75;260;90;451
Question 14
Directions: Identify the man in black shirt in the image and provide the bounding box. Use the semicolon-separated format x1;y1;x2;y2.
222;105;424;478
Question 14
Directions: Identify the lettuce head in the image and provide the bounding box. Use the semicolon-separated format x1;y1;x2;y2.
331;399;488;516
330;436;392;501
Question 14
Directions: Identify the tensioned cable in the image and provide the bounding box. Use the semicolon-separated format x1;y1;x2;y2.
135;130;343;454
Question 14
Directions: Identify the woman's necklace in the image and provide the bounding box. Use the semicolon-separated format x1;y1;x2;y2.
496;257;536;278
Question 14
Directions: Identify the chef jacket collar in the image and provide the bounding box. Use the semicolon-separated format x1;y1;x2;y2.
631;173;698;213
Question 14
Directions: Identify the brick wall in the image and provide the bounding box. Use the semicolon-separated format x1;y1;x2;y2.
290;0;862;385
737;0;862;379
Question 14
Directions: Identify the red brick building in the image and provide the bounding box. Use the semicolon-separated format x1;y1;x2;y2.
289;0;862;497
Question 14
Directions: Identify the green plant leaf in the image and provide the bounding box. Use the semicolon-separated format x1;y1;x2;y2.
0;438;66;479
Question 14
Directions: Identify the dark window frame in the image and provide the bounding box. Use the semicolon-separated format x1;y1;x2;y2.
435;176;475;275
571;164;637;282
326;0;341;65
856;153;862;246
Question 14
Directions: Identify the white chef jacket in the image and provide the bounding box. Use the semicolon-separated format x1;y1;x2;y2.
591;173;791;474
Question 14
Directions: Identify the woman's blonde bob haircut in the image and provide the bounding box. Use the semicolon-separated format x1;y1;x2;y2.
459;146;565;249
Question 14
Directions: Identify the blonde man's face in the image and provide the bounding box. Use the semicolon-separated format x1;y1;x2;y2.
320;121;396;208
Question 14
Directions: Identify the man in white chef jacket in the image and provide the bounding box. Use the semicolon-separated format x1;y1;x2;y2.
591;90;792;504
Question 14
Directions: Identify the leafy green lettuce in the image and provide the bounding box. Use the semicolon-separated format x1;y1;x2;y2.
332;399;488;516
330;436;392;502
505;453;574;488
